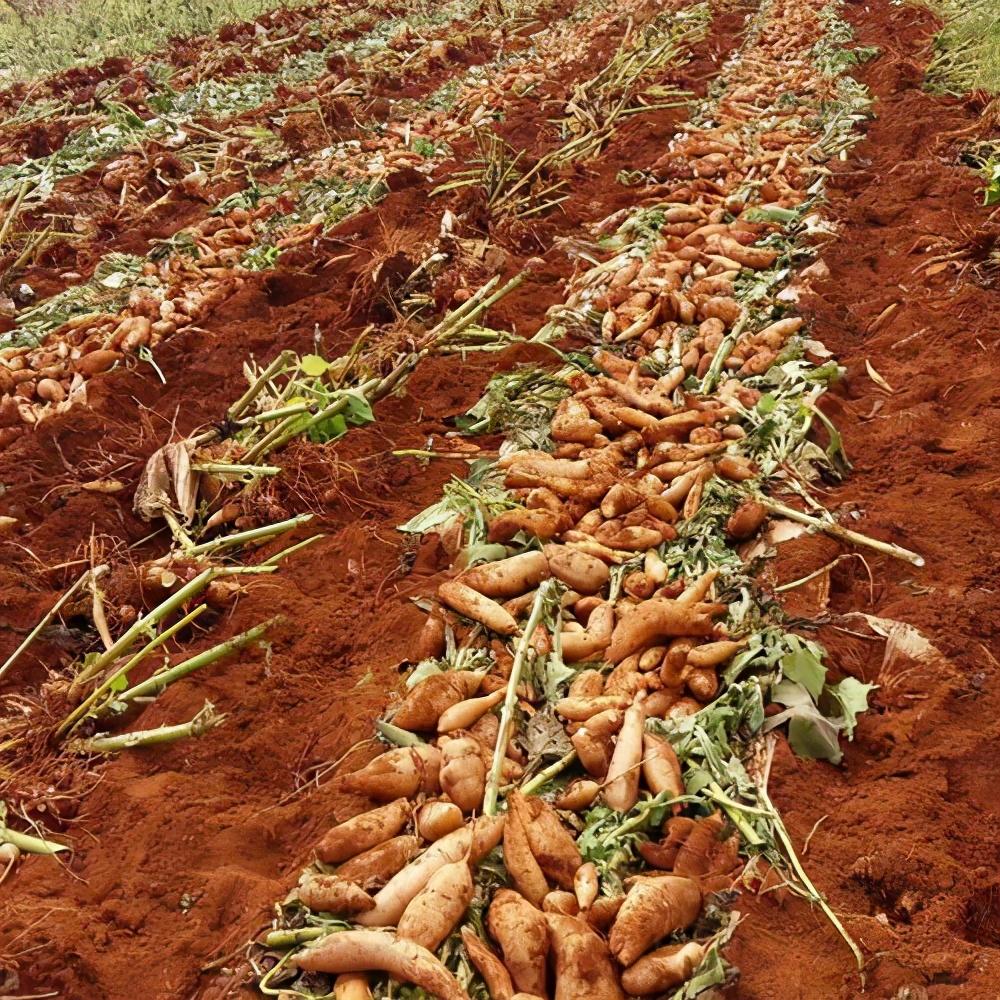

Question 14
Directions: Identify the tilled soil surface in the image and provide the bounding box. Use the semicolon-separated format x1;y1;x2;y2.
2;0;999;998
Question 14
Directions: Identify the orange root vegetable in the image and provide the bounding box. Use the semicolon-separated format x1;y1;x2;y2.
715;454;756;482
293;930;469;1000
337;836;422;890
545;912;625;1000
438;580;519;635
552;397;602;444
592;524;662;552
461;927;515;1000
414;615;447;661
605;599;716;664
609;875;702;966
560;602;615;663
604;653;642;698
334;973;372;1000
415;800;465;842
393;672;483;732
397;857;474;951
642;732;684;798
725;499;768;540
297;873;375;914
460;551;551;598
686;666;719;702
488;509;569;544
513;792;582;890
674;813;740;879
556;695;630;721
543;890;580;915
440;737;487;812
503;800;549;906
643;688;682;718
341;745;442;801
544;545;611;594
586;894;625;932
487;889;550;998
317;799;411;863
687;639;745;668
604;702;645;812
621;940;706;995
677;569;719;607
358;817;503;927
574;862;599;911
498;451;592;480
438;687;506;732
568;669;605;698
554;779;601;811
600;483;645;518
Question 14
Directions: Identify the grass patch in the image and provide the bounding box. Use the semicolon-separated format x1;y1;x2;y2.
917;0;1000;95
0;0;308;86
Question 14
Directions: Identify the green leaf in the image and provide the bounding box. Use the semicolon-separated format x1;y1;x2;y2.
826;676;876;739
780;641;826;700
299;354;330;377
765;680;843;764
108;673;128;693
756;393;778;415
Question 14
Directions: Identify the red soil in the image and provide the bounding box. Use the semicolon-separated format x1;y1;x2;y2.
2;1;998;998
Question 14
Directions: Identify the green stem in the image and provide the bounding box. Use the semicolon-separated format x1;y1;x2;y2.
700;313;748;393
520;749;577;795
191;462;281;477
65;605;208;734
261;534;324;567
263;927;330;949
227;350;295;421
70;702;225;753
760;498;924;567
118;619;275;704
0;826;68;854
483;581;556;815
186;514;313;557
375;720;425;747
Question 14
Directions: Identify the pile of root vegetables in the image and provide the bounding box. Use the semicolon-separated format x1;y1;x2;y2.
252;2;887;998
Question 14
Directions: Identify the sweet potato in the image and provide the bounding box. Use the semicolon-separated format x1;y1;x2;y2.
487;889;550;997
438;687;506;732
293;930;469;1000
605;599;716;663
393;672;483;732
317;799;411;863
460;551;551;598
639;816;696;870
461;927;515;1000
489;509;568;544
297;873;375;914
552;397;602;444
725;499;768;540
414;615;447;661
546;913;625;1000
586;894;625;932
415;800;464;842
604;702;645;811
439;580;519;635
609;875;702;966
334;973;372;1000
440;737;487;813
503;798;549;906
621;940;706;995
358;817;503;927
687;638;745;668
560;601;615;663
574;862;599;911
512;792;582;890
686;666;719;702
674;813;740;879
642;732;684;798
341;745;441;801
544;545;610;594
337;835;422;890
555;695;629;721
600;483;645;518
554;779;601;811
568;669;604;698
398;857;474;950
543;890;580;915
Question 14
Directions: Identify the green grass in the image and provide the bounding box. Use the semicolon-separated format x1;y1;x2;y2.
918;0;1000;95
0;0;308;86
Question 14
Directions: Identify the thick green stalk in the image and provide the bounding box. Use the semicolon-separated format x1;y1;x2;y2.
185;514;313;558
483;581;556;815
70;702;225;753
118;618;275;704
227;349;295;421
520;749;577;795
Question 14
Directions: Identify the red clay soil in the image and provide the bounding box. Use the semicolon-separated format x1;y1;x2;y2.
2;1;999;998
